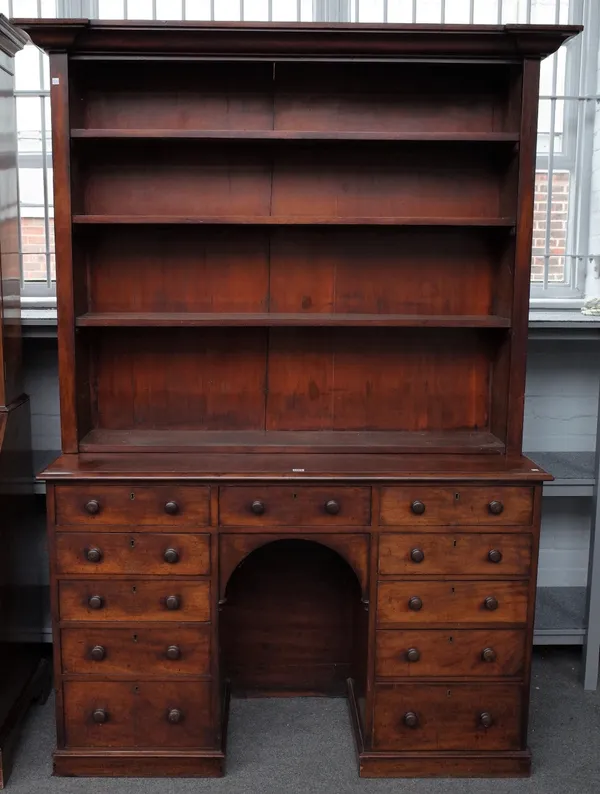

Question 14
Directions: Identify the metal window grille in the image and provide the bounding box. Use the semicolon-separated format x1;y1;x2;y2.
9;0;598;307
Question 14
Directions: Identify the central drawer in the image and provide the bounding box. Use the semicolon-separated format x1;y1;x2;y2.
61;626;211;675
55;484;210;527
59;579;210;622
219;486;370;526
373;683;522;751
63;681;212;749
56;533;210;576
377;581;528;625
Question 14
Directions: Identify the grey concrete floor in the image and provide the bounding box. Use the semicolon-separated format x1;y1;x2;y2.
6;647;600;794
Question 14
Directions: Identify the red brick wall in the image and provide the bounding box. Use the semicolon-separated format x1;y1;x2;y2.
531;171;570;283
21;216;55;282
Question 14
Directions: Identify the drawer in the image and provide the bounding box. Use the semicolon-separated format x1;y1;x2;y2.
379;533;532;576
56;533;210;576
59;579;210;622
380;486;533;526
377;581;528;625
63;681;212;748
55;484;210;527
61;626;211;675
219;486;370;526
373;683;522;751
376;629;526;678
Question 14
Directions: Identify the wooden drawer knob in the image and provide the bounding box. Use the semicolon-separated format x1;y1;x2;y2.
406;648;420;662
86;547;103;563
484;596;499;611
488;549;503;563
410;548;425;563
488;500;504;515
165;595;180;610
164;501;179;515
92;708;108;724
166;645;181;660
411;500;425;515
164;548;179;564
408;596;423;611
88;595;104;610
85;499;100;515
167;708;183;724
90;645;105;661
403;712;419;728
325;499;340;515
251;500;265;515
482;647;497;663
479;712;494;728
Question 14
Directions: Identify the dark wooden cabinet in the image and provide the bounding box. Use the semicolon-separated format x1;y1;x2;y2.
16;17;581;779
0;17;51;788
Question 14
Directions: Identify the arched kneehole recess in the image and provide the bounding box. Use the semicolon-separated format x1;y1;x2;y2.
219;539;368;698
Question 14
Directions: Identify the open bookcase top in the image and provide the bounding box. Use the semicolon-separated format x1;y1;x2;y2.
14;19;580;463
16;18;581;60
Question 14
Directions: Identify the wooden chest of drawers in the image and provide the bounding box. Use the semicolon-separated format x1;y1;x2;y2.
22;15;574;782
42;460;545;778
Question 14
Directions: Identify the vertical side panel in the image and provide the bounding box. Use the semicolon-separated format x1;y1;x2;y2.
363;493;380;751
46;483;65;747
506;59;541;455
50;54;78;452
521;484;543;744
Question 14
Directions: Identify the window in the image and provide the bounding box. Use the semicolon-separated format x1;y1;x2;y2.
9;0;598;306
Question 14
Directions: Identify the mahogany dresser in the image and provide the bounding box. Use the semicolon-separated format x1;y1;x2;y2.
0;16;51;788
17;18;581;779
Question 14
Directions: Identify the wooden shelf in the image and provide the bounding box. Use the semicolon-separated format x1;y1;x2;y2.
79;429;505;455
70;129;520;143
75;312;512;329
72;215;516;227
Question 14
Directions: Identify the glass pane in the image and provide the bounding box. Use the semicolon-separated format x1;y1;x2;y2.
531;0;561;24
357;0;383;22
15;46;42;91
12;0;40;16
18;167;45;209
530;171;571;283
99;0;125;18
127;0;153;17
16;96;42;154
243;0;268;19
41;0;57;16
387;0;413;22
48;217;55;255
416;0;442;23
473;0;499;23
22;252;49;283
213;0;239;19
44;95;52;154
156;0;183;18
299;0;311;20
0;1;9;16
271;0;298;19
185;0;211;18
441;0;470;23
